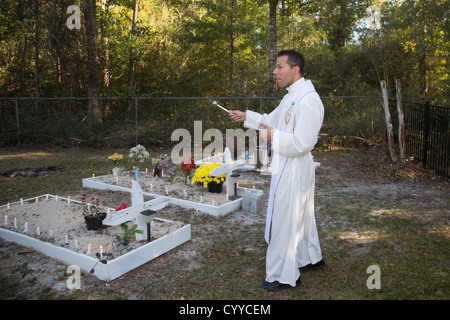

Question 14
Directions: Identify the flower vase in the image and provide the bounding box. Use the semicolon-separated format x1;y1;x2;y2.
84;212;107;231
112;167;122;177
135;167;141;180
208;181;223;194
153;168;162;178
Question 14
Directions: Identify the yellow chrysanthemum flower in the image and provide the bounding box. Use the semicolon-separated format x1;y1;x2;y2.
191;162;226;188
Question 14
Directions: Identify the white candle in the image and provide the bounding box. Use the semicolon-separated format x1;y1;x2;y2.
200;195;203;203
20;198;23;205
35;197;38;203
146;168;148;174
184;190;187;199
49;230;53;238
4;215;7;225
212;199;215;206
86;243;91;255
36;227;40;236
116;176;119;185
92;174;95;179
165;187;168;195
162;169;164;176
107;208;111;216
13;218;17;229
55;195;58;201
23;222;28;233
65;235;69;244
226;193;229;201
99;245;103;258
67;196;71;206
45;194;48;201
74;239;78;249
150;184;153;191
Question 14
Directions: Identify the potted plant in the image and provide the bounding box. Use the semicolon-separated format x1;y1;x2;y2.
128;144;149;180
180;157;196;184
151;153;169;178
81;194;107;231
108;152;124;176
191;163;225;193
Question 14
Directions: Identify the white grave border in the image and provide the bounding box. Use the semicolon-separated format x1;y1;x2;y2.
82;176;242;216
0;195;191;282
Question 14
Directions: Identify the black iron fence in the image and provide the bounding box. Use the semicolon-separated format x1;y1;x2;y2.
403;100;449;179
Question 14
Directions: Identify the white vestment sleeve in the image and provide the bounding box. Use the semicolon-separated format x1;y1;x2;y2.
272;94;324;158
244;107;283;130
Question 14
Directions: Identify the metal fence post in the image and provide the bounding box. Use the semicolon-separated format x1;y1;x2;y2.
135;96;138;145
15;99;21;147
422;101;430;167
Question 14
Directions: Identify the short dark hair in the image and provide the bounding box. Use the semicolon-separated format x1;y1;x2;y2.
277;50;304;75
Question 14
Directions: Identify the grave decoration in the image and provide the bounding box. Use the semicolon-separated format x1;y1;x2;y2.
0;183;190;282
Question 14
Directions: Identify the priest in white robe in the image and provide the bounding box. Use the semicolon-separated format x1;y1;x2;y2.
229;50;325;291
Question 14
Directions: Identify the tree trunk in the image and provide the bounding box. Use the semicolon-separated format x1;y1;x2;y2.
85;0;102;124
269;0;278;94
380;80;397;162
128;0;139;91
395;79;405;162
33;0;40;112
228;0;235;94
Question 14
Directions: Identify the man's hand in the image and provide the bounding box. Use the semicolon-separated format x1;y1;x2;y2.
229;110;246;122
259;123;274;142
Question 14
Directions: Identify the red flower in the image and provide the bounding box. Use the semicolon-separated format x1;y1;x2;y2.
180;157;196;174
116;203;128;211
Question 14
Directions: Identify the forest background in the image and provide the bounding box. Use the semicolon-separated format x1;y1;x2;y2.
0;0;448;147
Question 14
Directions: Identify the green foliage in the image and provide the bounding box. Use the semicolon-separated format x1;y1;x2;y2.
115;223;143;247
11;262;31;279
0;0;447;148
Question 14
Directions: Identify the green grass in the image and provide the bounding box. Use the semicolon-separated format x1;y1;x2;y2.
0;147;448;300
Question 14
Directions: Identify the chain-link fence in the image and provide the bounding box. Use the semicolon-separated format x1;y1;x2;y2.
0;96;386;149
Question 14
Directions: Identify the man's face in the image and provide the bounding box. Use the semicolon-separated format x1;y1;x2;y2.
272;55;299;88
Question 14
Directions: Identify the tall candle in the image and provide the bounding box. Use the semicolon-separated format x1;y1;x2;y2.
49;230;53;238
74;239;79;249
99;245;103;259
150;184;153;191
35;197;38;203
4;215;7;225
23;222;28;233
200;195;203;203
65;235;69;244
212;199;215;206
67;196;71;206
20;198;23;205
116;176;119;185
7;202;10;209
165;187;168;195
36;227;40;236
55;195;58;201
13;218;17;229
184;190;187;199
86;243;91;255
